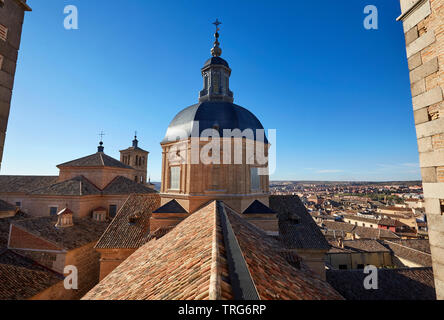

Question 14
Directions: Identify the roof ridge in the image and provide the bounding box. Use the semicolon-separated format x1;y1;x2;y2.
209;201;221;300
99;152;105;166
217;201;260;300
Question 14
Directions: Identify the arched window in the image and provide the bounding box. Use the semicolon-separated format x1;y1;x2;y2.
135;155;139;166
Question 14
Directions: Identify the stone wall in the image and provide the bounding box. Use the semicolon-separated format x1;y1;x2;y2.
397;0;444;299
0;0;29;169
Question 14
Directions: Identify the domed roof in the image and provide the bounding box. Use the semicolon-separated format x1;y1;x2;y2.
162;101;268;144
203;57;229;68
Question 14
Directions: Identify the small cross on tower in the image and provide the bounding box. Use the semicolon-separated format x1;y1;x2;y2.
213;19;222;32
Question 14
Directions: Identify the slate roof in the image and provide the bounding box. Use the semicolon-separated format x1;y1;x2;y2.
0;175;58;193
242;200;275;214
83;201;343;300
162;101;268;144
28;175;101;196
269;195;330;250
152;199;187;214
0;249;63;300
95;194;161;249
381;240;432;267
11;217;109;250
0;211;29;248
57;152;133;169
326;267;436;300
102;176;158;195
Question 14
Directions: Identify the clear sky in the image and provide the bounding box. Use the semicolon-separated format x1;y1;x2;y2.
2;0;419;181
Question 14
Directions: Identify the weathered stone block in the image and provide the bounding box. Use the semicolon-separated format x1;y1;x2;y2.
402;0;431;32
425;198;441;215
421;167;437;182
406;30;435;58
416;117;444;139
423;182;444;198
420;150;444;167
405;25;419;45
428;229;444;250
414;107;429;124
413;86;443;110
0;70;14;90
408;52;423;71
411;78;426;96
410;57;439;83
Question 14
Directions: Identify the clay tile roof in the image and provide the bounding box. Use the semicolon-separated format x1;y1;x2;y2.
152;199;187;214
57;152;133;169
57;208;73;216
381;240;432;266
95;194;161;249
0;175;58;193
0;199;16;212
326;267;436;300
28;175;101;196
242;200;275;214
84;201;225;300
0;212;29;248
11;217;110;250
223;204;343;300
84;200;342;300
322;221;399;240
330;239;390;253
0;250;63;300
269;195;330;250
102;176;158;195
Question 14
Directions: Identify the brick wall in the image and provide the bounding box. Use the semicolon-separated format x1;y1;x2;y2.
398;0;444;299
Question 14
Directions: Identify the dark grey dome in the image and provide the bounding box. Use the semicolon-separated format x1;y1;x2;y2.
162;101;268;144
203;57;229;68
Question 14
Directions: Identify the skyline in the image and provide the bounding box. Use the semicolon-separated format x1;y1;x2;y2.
1;0;419;181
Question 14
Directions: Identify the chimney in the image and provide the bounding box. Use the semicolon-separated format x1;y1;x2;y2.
337;237;344;248
55;207;74;228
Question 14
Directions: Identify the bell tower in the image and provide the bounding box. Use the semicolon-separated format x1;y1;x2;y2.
119;133;149;184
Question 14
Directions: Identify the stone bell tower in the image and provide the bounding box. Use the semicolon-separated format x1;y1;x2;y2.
120;133;149;184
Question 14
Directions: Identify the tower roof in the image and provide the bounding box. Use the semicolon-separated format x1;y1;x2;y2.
57;152;133;170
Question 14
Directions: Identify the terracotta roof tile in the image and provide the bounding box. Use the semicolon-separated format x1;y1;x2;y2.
0;250;63;300
28;175;101;196
0;175;58;193
270;195;330;250
57;152;133;169
327;267;436;300
95;194;161;249
84;200;342;300
11;216;109;250
0;212;29;248
102;176;158;195
381;240;432;266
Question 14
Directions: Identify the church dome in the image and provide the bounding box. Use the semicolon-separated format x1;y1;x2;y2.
161;101;268;144
203;57;229;68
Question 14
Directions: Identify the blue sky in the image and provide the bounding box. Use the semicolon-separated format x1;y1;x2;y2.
2;0;419;181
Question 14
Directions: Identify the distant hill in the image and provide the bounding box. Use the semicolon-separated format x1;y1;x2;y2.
270;181;422;186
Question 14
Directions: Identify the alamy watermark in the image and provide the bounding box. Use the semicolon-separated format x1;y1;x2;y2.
64;5;79;30
64;265;78;290
165;121;276;175
363;5;378;30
